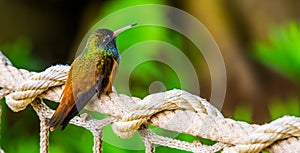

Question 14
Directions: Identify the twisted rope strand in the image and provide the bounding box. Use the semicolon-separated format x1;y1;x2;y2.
0;99;3;153
93;131;103;153
5;65;69;112
39;115;49;153
138;128;228;153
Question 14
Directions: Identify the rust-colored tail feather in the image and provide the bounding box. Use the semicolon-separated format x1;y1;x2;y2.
61;87;97;130
48;86;97;131
48;90;75;131
48;105;73;131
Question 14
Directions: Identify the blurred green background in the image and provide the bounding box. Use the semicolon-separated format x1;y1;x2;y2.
0;0;300;152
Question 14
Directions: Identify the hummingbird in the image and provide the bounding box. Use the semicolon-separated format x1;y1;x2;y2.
48;24;137;131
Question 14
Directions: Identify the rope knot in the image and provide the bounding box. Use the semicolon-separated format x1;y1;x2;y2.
112;89;223;138
5;65;69;112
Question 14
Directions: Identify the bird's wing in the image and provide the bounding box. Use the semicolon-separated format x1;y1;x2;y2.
48;52;99;130
60;54;118;130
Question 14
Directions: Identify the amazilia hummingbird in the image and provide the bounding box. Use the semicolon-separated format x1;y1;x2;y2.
48;24;137;131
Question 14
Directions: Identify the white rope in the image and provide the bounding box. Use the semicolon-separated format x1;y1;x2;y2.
5;65;69;112
0;51;300;153
93;131;103;153
138;128;227;153
111;89;223;138
0;100;3;153
39;114;49;153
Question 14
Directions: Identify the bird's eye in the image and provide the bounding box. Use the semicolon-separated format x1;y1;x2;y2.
103;35;110;43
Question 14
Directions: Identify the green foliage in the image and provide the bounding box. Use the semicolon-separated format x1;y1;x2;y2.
9;137;39;153
253;22;300;84
232;98;299;129
253;21;300;123
269;98;299;119
0;37;44;71
233;104;252;123
49;125;94;153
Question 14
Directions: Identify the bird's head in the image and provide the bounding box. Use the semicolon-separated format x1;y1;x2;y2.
88;24;137;61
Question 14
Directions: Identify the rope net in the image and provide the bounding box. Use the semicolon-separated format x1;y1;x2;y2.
0;51;299;153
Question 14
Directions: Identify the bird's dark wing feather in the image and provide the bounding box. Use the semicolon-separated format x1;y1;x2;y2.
95;55;118;97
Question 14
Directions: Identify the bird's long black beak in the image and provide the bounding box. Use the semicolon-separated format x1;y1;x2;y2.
113;23;137;38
